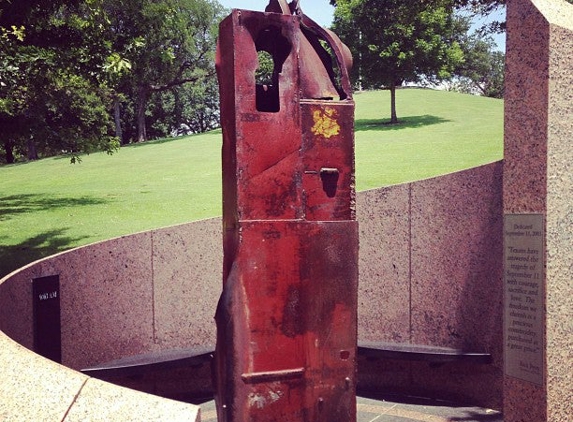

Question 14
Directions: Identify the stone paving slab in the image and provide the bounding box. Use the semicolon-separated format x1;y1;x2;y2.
198;394;503;422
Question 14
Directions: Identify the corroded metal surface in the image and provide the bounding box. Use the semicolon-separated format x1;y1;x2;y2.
215;3;357;421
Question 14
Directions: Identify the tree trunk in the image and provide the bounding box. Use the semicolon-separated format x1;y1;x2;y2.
27;138;38;160
3;140;15;164
113;96;124;144
389;82;398;124
136;86;149;143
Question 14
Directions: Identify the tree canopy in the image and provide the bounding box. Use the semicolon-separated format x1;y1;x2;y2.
333;0;464;123
1;0;120;163
102;0;225;143
0;0;225;164
452;20;504;98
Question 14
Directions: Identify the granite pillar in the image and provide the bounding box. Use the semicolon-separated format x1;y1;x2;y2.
504;0;573;420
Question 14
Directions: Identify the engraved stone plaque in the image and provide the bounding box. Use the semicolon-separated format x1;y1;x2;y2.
504;214;544;385
33;275;61;363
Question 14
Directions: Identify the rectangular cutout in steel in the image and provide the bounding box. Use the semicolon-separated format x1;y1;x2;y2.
33;275;61;363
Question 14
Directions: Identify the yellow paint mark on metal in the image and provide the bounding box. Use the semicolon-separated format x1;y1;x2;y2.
311;107;340;139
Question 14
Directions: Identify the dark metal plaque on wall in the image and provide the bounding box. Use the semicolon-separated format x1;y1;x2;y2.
32;275;61;363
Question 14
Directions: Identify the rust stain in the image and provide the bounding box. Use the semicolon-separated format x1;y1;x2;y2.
311;107;340;139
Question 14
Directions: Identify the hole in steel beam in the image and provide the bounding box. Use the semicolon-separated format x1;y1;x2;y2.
320;167;339;198
254;26;291;113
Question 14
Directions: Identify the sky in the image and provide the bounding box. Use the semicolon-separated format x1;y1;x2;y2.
216;0;506;51
470;8;507;51
216;0;335;27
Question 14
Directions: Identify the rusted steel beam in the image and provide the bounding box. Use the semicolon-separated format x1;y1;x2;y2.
215;4;357;421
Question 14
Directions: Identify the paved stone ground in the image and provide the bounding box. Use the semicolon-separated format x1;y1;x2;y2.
198;394;503;422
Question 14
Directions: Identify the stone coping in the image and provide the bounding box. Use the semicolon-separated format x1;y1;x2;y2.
0;331;199;421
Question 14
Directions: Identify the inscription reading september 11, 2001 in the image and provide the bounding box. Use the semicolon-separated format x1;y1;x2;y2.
504;214;544;386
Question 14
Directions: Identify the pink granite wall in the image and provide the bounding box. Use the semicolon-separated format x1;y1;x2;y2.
0;218;222;370
546;16;573;420
358;162;504;408
0;161;504;413
504;0;573;421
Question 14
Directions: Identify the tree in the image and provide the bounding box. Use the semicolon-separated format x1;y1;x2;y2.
143;78;219;138
0;25;26;163
0;0;119;163
333;0;464;123
1;0;225;163
453;26;504;98
451;0;571;97
454;0;506;34
455;0;504;14
102;0;225;143
454;1;570;34
178;77;220;134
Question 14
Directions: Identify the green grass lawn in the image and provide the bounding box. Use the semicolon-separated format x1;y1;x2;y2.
355;89;503;189
0;89;503;278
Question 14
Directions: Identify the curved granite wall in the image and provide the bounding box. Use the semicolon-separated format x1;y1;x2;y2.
358;161;504;408
0;161;504;419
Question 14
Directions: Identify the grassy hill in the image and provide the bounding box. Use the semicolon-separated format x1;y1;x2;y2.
355;89;503;188
0;89;503;278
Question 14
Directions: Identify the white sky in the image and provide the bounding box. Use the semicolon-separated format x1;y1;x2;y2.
216;0;506;52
